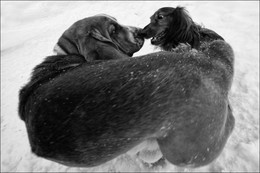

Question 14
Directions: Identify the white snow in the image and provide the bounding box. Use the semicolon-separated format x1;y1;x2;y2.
1;1;259;172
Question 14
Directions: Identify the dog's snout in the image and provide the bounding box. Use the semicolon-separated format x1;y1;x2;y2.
138;25;151;38
136;29;147;39
124;26;144;49
137;29;146;38
139;27;147;36
127;26;142;37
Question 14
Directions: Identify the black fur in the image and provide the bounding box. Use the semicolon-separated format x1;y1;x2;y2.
19;15;235;168
140;7;235;167
140;7;224;50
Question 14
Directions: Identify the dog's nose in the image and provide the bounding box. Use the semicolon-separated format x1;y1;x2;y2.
137;29;147;38
138;24;152;38
129;27;145;38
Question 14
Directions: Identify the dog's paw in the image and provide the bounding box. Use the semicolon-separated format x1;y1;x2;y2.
134;139;166;168
126;139;166;169
141;156;166;168
137;147;163;164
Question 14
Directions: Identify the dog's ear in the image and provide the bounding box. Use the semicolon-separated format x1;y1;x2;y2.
90;29;118;50
171;7;193;31
90;28;119;50
53;44;67;55
91;28;113;43
55;33;80;56
82;28;120;60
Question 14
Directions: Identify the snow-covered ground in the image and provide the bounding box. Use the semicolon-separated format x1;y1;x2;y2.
1;1;259;172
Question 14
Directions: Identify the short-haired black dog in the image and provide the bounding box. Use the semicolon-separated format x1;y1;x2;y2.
140;6;224;51
19;14;234;168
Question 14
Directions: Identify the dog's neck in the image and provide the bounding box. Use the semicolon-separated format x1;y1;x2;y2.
53;44;67;55
161;24;201;51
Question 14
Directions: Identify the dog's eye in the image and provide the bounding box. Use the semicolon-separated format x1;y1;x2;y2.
157;14;164;19
109;25;116;34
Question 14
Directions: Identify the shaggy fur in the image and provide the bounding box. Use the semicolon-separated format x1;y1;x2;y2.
140;7;224;51
18;15;144;166
18;15;234;168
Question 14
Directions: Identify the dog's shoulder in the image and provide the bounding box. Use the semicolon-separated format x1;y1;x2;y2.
18;54;85;121
32;55;85;81
199;27;224;42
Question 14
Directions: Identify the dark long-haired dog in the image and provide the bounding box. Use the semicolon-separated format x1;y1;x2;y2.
19;14;234;168
140;7;224;51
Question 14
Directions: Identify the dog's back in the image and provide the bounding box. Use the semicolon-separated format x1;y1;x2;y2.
18;54;85;121
19;40;235;168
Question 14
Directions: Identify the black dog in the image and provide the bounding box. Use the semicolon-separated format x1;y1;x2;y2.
140;7;224;51
19;15;144;167
19;15;234;168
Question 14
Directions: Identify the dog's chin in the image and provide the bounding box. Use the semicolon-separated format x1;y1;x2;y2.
127;52;134;57
117;46;133;57
118;38;144;57
151;31;166;45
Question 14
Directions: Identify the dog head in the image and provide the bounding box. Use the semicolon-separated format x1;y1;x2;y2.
54;14;144;60
140;7;195;47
